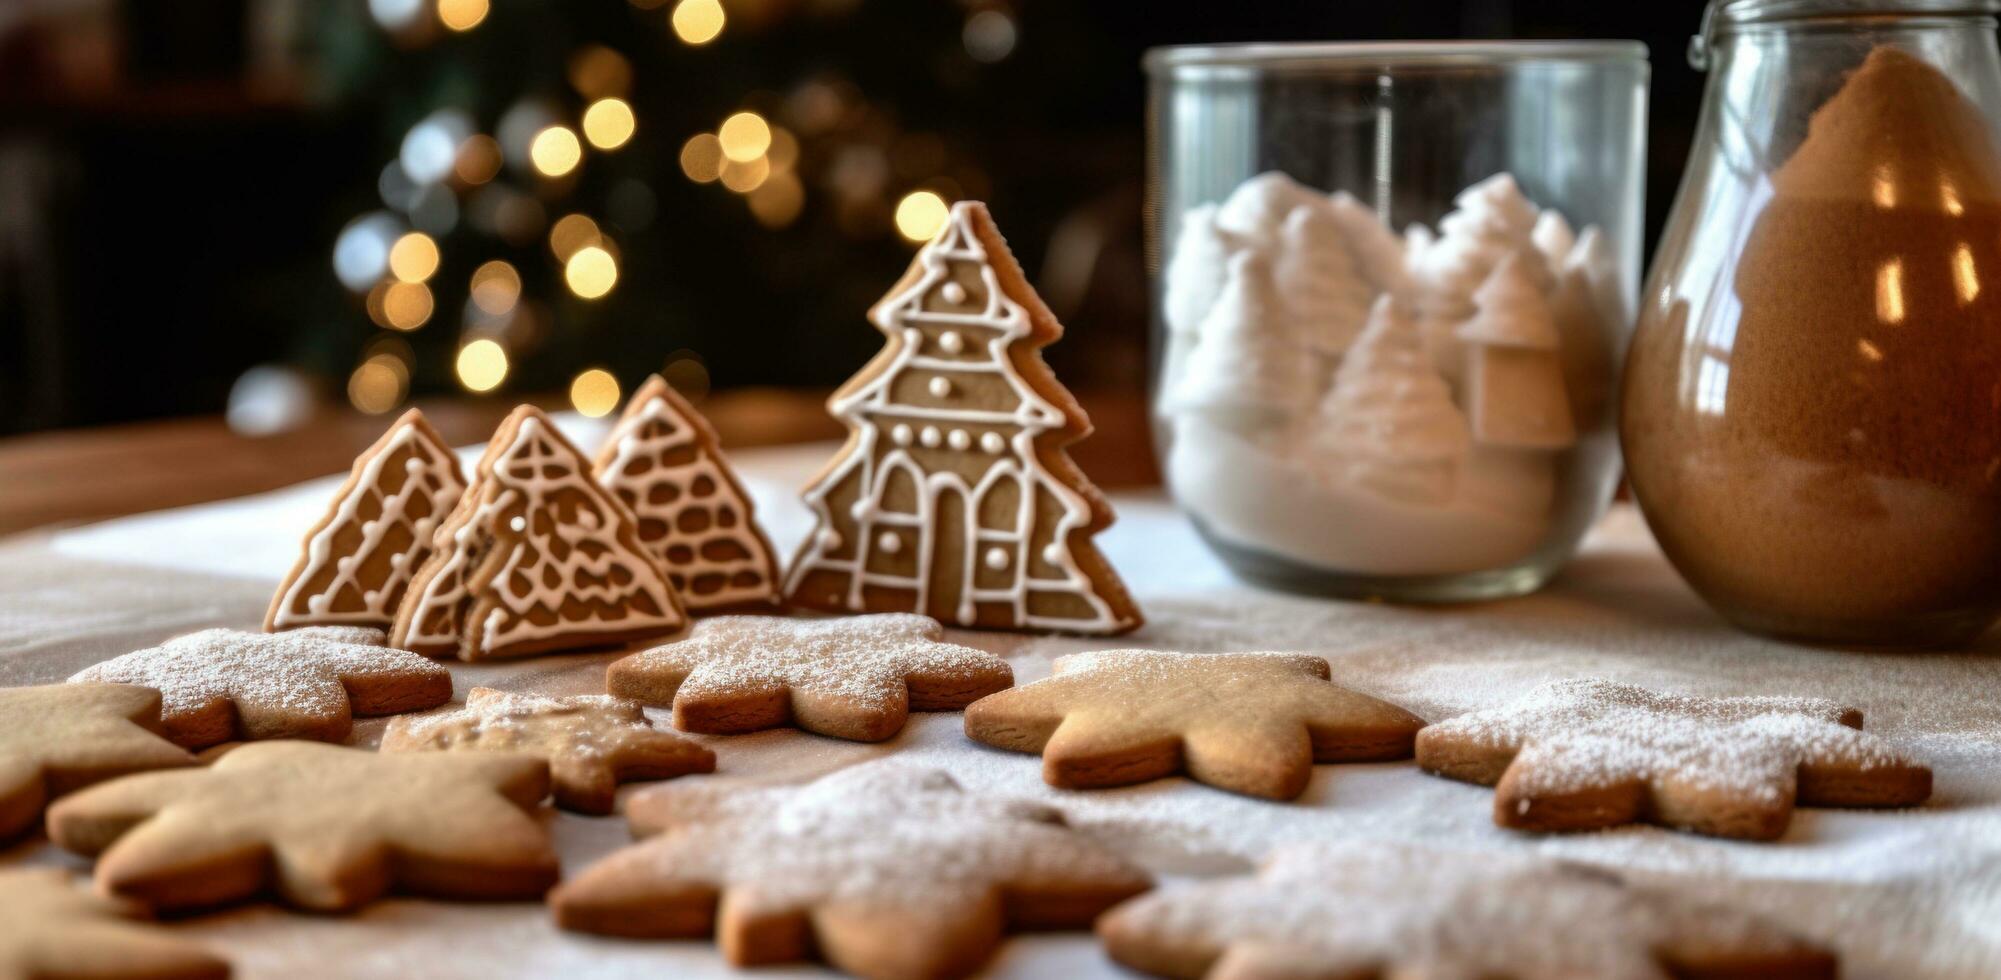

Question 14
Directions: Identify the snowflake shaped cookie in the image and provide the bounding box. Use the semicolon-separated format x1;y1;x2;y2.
1416;678;1932;839
69;627;452;748
551;764;1151;979
1097;840;1837;980
964;650;1423;800
605;614;1013;741
383;687;715;814
0;684;195;840
0;868;227;980
48;740;557;912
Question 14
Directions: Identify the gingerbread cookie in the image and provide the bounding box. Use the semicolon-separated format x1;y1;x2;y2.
392;405;688;660
551;764;1151;979
964;650;1422;800
0;684;194;839
1097;840;1837;979
382;687;715;814
594;375;782;612
1416;678;1932;840
69;627;452;749
47;740;556;912
0;867;228;980
605;613;1011;742
266;408;467;632
783;201;1142;635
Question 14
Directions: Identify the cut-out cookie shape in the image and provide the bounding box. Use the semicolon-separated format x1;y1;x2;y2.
392;405;688;660
0;684;195;840
383;687;715;814
784;201;1142;635
1097;840;1838;980
605;613;1011;742
1416;678;1932;840
47;740;556;913
69;627;451;749
595;375;782;613
964;650;1422;800
266;408;467;632
0;868;229;980
551;764;1152;980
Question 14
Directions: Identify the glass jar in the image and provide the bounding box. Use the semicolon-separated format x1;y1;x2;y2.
1623;0;2001;648
1143;43;1649;602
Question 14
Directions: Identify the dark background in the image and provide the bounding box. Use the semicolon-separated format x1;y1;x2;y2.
0;0;1710;435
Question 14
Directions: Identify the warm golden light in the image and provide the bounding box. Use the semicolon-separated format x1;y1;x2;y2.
894;190;950;243
583;98;636;150
567;45;632;98
548;213;601;260
680;133;724;183
748;172;804;228
1872;164;1896;209
348;355;408;415
529;126;583;177
717;111;771;163
565;245;618;299
387;232;439;283
1943;180;1965;217
470;260;521;315
437;0;488;31
455;135;503;185
1954;242;1980;304
456;339;509;392
720;156;770;194
569;368;622;418
766;127;799;173
1876;258;1905;324
1857;338;1884;362
382;281;435;330
671;0;725;44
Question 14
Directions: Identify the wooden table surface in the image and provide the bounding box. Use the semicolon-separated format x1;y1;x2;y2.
0;388;1159;537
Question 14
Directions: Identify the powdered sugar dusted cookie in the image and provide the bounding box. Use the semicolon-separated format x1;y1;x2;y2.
266;408;466;633
0;867;228;979
382;687;715;814
784;201;1142;635
0;684;195;840
1416;678;1932;840
606;613;1011;742
551;764;1151;979
48;740;556;912
392;405;688;660
964;650;1422;800
1097;840;1836;979
594;375;782;612
68;627;451;749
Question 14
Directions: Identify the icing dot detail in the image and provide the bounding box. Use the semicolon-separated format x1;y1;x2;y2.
1042;544;1064;566
509;516;527;533
938;331;964;354
819;530;843;551
892;424;914;446
980;432;1006;454
877;532;902;555
941;282;968;305
928;377;953;398
921;426;942;448
985;547;1009;571
948;429;972;451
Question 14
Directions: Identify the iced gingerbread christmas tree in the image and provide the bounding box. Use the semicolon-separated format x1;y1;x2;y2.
784;201;1141;635
1312;295;1471;505
393;405;687;660
593;375;780;612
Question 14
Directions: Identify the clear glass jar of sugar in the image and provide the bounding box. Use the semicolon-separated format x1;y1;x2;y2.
1143;42;1649;602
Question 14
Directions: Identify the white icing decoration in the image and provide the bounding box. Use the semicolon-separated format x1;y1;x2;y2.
920;426;942;448
820;529;843;551
948;429;971;451
877;531;902;555
980;432;1005;454
938;331;965;354
941;282;968;305
928;377;953;398
984;547;1008;571
509;516;527;533
892;424;913;446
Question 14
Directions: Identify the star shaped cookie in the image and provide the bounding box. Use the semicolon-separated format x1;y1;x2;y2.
1;684;195;840
0;867;228;980
47;740;557;912
1097;840;1837;979
383;687;716;814
963;650;1423;800
69;627;453;748
605;614;1013;742
551;764;1151;979
1416;678;1932;840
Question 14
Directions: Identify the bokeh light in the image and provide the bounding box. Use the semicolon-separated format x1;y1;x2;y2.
569;368;622;417
382;282;435;330
720;156;771;194
347;354;409;415
567;45;632;98
680;133;724;183
387;232;439;283
894;191;950;243
437;0;488;31
671;0;725;44
333;212;402;292
548;213;602;260
582;99;636;150
529;126;583;177
766;127;799;172
717;111;771;163
962;10;1017;62
456;339;509;392
400;110;473;186
454;135;503;185
748;172;805;228
565;245;619;299
662;349;710;400
470;260;522;316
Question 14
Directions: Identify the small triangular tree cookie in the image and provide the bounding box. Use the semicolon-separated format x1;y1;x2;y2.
391;405;688;661
267;408;467;632
593;375;782;612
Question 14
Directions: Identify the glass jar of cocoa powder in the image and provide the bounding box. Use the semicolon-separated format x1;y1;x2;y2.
1624;0;2001;647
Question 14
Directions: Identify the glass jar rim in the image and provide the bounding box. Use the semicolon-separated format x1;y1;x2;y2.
1710;0;1999;28
1142;40;1648;74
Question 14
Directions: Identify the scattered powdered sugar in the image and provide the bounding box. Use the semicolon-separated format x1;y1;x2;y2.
70;626;444;719
625;613;1009;708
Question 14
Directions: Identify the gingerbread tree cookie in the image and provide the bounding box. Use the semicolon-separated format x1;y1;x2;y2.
69;627;451;749
392;405;688;660
605;613;1012;742
1416;678;1932;840
593;375;781;612
1097;841;1837;979
383;687;715;814
1;684;195;839
266;408;467;633
551;764;1152;979
783;201;1141;635
964;650;1422;800
0;868;228;980
47;740;557;912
